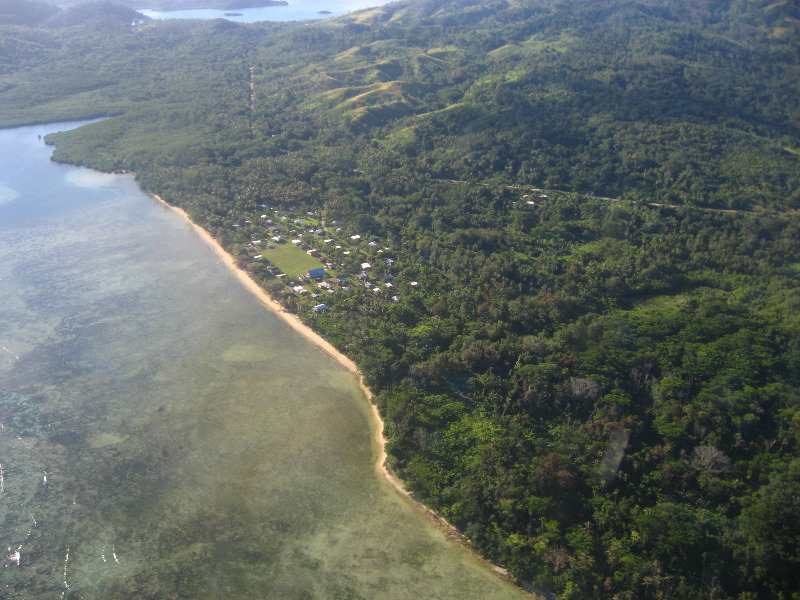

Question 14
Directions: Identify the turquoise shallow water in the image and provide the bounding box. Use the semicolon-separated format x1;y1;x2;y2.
0;122;529;599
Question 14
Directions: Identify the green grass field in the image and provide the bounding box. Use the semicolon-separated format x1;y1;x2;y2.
263;243;325;277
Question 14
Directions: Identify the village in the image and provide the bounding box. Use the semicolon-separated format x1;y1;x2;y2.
225;205;419;315
217;188;557;317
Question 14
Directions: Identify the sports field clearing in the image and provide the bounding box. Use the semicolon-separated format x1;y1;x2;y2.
263;243;325;277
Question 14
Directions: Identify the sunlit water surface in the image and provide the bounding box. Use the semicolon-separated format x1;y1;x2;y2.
0;122;528;599
137;0;392;23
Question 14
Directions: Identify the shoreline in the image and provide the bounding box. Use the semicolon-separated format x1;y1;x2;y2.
149;194;409;493
150;192;519;586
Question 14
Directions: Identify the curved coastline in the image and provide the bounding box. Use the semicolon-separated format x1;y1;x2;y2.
149;195;398;476
149;192;520;584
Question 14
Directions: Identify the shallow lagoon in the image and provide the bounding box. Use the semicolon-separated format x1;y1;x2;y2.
0;122;529;599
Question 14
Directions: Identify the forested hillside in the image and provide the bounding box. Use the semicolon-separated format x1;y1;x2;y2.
1;0;799;598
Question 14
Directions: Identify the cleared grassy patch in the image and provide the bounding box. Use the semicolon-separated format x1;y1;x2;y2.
632;292;690;309
263;243;325;277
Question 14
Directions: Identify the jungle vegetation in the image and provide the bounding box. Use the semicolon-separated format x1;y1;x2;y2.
1;0;799;598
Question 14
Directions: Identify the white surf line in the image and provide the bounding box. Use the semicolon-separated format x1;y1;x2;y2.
6;522;35;567
8;544;22;566
4;514;39;567
5;544;21;567
61;548;70;599
1;346;19;362
5;428;33;451
112;547;120;564
0;462;4;493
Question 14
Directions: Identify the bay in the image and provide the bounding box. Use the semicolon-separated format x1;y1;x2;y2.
0;122;528;599
137;0;392;23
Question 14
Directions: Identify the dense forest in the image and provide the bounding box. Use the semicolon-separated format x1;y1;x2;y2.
1;0;799;598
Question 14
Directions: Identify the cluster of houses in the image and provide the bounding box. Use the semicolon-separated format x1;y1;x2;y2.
287;264;406;312
239;207;416;313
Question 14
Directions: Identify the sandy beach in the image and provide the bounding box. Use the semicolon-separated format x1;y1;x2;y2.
150;194;409;495
150;193;517;583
